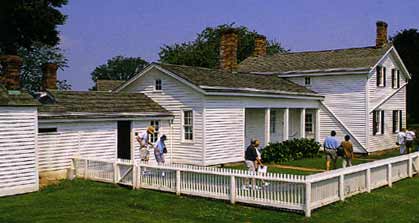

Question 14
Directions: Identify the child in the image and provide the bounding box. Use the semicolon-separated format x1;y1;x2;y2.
341;135;353;168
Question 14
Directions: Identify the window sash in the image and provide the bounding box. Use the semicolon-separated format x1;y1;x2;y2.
183;110;193;141
305;77;311;86
377;66;386;87
149;120;160;143
373;110;384;135
270;110;276;133
155;79;162;91
305;113;313;133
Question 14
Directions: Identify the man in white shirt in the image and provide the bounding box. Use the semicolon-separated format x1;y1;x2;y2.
396;128;407;154
136;126;155;162
405;129;416;154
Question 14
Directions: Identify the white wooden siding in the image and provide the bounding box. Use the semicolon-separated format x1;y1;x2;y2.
122;68;205;165
245;109;266;148
288;74;368;152
0;107;38;197
368;53;408;152
38;122;117;172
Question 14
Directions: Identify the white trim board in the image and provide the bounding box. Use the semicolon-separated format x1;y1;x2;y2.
369;83;408;113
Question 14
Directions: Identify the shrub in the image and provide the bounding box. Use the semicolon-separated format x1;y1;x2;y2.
261;138;321;163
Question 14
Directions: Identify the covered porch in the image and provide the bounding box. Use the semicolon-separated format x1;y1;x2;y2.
245;108;320;148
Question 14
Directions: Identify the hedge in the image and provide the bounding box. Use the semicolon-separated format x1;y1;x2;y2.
261;138;321;163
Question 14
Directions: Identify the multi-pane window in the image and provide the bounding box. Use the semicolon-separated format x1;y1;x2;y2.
305;113;313;133
376;66;386;87
391;69;401;89
304;76;311;86
392;110;402;133
373;110;385;135
155;79;162;91
183;110;193;141
270;110;276;133
149;120;160;143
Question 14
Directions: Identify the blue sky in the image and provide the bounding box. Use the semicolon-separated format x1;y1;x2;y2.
58;0;419;90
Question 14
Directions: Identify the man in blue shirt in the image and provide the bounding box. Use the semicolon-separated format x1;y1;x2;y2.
324;130;340;170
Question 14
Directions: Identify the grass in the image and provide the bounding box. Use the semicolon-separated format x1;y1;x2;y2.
1;178;419;223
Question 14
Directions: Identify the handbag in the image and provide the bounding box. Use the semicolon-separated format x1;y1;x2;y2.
163;147;168;154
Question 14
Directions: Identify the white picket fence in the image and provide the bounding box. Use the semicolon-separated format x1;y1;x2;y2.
71;152;419;217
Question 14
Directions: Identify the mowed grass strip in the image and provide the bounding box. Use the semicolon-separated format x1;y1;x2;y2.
1;178;419;223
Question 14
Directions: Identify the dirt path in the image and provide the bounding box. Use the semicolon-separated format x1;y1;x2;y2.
268;164;325;172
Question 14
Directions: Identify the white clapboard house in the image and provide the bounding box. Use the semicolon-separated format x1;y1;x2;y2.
116;21;410;164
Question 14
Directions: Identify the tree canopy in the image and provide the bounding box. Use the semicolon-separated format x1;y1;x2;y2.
391;29;419;124
0;0;68;54
158;24;287;69
90;56;149;89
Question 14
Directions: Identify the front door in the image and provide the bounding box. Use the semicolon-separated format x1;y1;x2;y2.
117;121;131;159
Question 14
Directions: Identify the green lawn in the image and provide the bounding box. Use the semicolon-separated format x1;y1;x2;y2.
1;178;419;223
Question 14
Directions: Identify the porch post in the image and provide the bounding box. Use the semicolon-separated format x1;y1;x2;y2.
315;109;320;142
300;108;306;138
265;108;271;145
283;108;289;141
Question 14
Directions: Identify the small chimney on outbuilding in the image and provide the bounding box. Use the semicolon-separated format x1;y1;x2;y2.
0;55;22;90
253;34;267;57
42;63;58;90
219;28;238;72
376;21;388;48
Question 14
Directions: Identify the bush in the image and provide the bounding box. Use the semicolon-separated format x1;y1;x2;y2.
261;138;321;163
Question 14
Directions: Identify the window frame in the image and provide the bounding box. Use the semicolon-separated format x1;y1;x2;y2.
154;79;162;91
392;110;402;133
304;76;311;86
181;109;194;142
376;66;386;87
305;112;314;133
373;110;385;135
149;120;160;143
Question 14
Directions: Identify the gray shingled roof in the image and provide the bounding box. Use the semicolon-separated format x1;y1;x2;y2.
157;63;320;97
38;90;171;119
0;85;40;106
238;45;391;73
96;80;125;91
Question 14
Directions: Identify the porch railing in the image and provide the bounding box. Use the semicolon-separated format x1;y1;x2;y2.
71;152;419;217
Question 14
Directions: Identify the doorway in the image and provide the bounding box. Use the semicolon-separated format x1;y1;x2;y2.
117;121;131;159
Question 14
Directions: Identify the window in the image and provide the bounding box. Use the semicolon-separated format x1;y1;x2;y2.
149;120;160;143
183;110;193;141
38;128;57;133
270;110;276;133
373;110;385;135
392;110;403;133
376;66;386;87
392;69;401;89
155;79;162;91
305;113;313;133
304;76;311;86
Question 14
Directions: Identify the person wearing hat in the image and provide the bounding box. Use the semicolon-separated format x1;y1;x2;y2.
137;126;155;162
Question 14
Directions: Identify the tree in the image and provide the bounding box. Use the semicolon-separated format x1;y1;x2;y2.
90;56;149;86
0;0;68;54
159;23;287;69
2;42;69;92
391;29;419;124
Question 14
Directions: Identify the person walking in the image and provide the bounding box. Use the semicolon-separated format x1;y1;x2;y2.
396;128;407;155
154;135;167;165
244;139;260;189
324;131;340;171
405;129;416;154
136;126;155;163
341;135;353;168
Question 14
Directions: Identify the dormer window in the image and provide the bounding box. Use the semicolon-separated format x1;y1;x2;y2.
304;76;311;86
376;66;386;87
155;79;162;91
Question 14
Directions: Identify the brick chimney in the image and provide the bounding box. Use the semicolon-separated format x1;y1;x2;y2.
220;28;238;72
42;63;58;90
253;34;267;57
0;55;22;90
376;21;388;48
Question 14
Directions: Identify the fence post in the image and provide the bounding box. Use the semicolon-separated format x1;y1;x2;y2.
84;159;88;180
387;163;392;187
305;181;312;217
408;155;413;178
230;175;236;204
176;170;181;196
132;164;138;189
339;175;345;201
138;165;142;189
113;162;119;184
366;168;371;193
